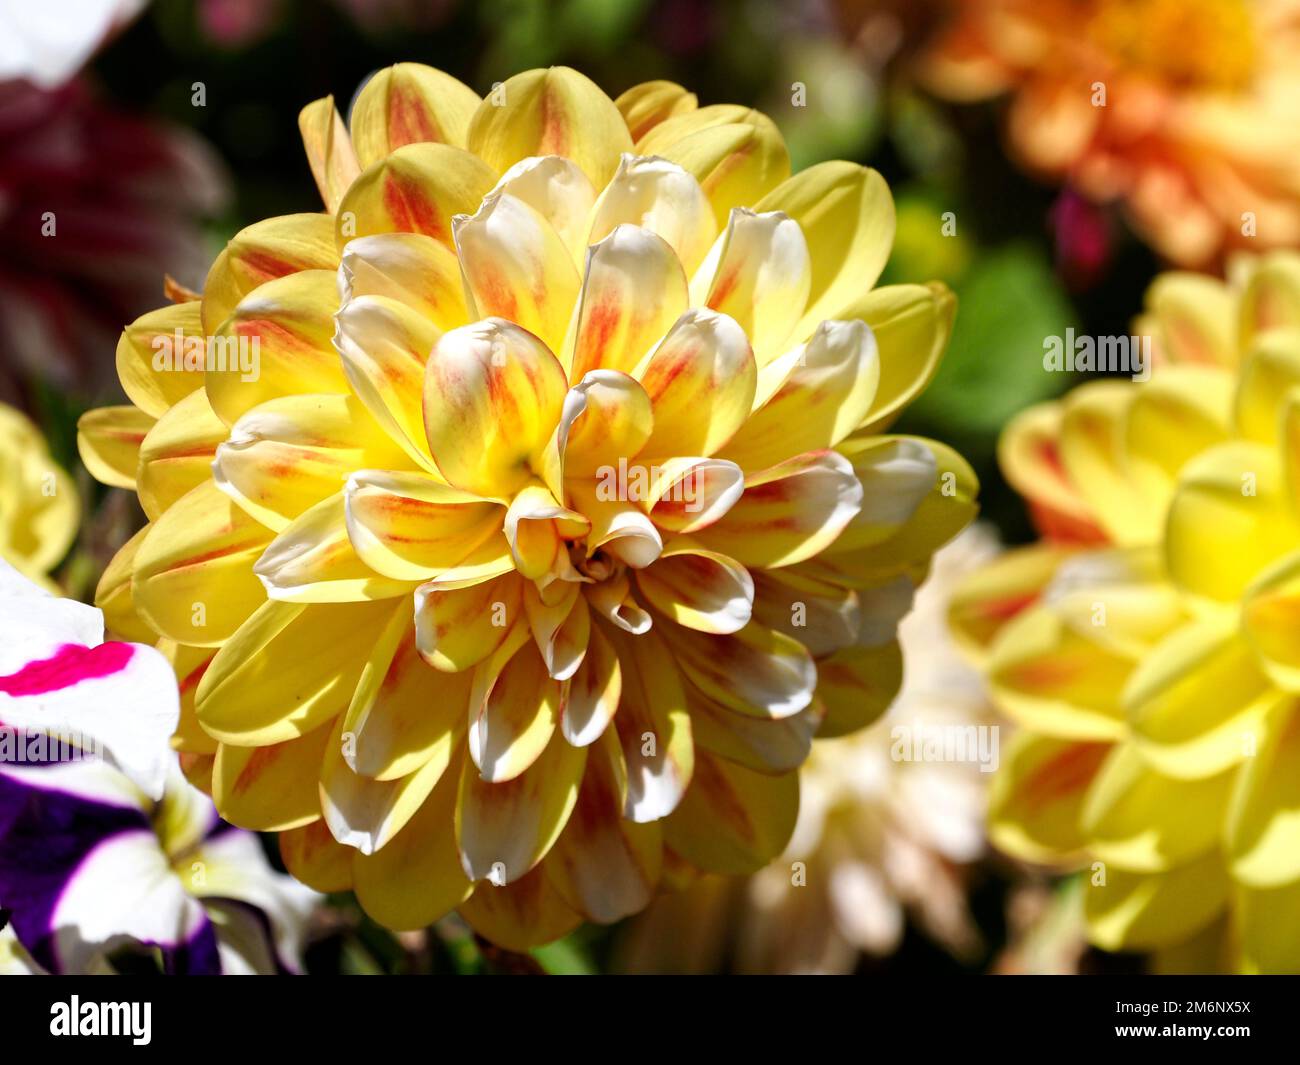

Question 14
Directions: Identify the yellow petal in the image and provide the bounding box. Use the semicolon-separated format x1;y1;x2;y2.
456;726;588;883
201;213;339;334
1226;697;1300;886
996;401;1103;543
342;608;469;781
206;269;347;427
339;231;470;331
466;66;632;189
750;564;862;657
468;630;563;783
845;282;955;435
94;527;158;644
423;318;568;497
546;728;662;923
986;603;1132;741
1239;250;1300;349
561;622;621;746
614;79;698;141
279;818;355;893
754;161;894;340
1165;441;1297;603
215;392;412;533
333;292;443;472
565;479;663;569
1080;742;1232;872
1143;270;1236;367
586;570;653;634
814;640;902;737
639;106;790;229
197;598;399;745
663;751;798;875
1056;382;1157;546
352;764;472;928
946;542;1072;657
320;716;446;855
1122;366;1231;506
456;191;581;355
829;436;977;574
0;407;76;578
349;63;480;167
523;581;588;681
138;389;228;521
1084;850;1229;953
76;405;153;489
559;369;653;477
503;483;587;581
416;533;515;591
414;572;523;672
212;723;334;832
691;208;810;367
345;468;504;582
159;639;217;756
607;626;694;821
692;451;862;568
1238;880;1300;974
568;224;688;380
641;456;745;535
634;308;755;461
1234;333;1300;448
132;481;271;646
634;538;753;634
988;732;1108;864
1126;618;1276;779
1243;550;1300;691
660;619;815;720
719;319;879;471
253;493;413;603
589;154;717;276
458;863;582;950
488;155;596;265
334;142;496;250
298;96;360;212
115;301;207;418
689;685;819;772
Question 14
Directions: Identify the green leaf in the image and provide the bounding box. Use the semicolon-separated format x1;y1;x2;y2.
531;935;596;975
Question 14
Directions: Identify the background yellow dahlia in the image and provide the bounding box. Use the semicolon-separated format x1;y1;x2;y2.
80;64;975;949
951;252;1300;972
0;403;77;587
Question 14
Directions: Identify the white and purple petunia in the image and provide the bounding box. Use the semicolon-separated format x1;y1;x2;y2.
0;756;320;974
0;559;178;799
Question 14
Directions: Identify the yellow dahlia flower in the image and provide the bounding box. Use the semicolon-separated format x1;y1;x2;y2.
951;251;1300;972
0;403;77;584
920;0;1300;266
79;64;975;948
